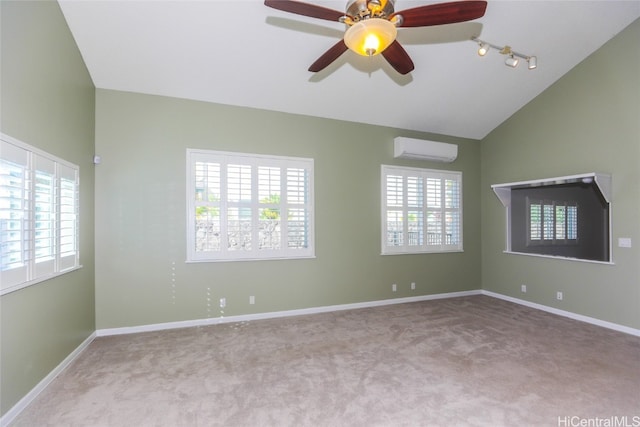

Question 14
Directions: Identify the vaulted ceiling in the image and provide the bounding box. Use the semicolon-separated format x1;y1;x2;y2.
58;1;640;139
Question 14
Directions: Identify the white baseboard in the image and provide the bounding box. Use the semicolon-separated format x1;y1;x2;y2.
5;289;637;426
96;289;640;338
97;290;482;337
482;290;640;337
0;332;96;427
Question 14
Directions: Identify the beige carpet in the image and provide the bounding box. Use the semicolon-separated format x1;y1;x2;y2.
11;295;640;426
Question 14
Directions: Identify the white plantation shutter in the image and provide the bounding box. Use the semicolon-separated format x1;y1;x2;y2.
258;166;281;251
259;167;280;201
227;163;252;252
555;205;566;239
444;178;461;245
58;164;79;271
382;165;462;254
567;205;578;240
1;134;80;295
1;140;29;287
33;156;56;278
407;177;423;246
529;203;542;240
386;175;403;207
194;161;221;252
527;198;579;245
385;174;404;246
187;149;314;262
285;167;311;250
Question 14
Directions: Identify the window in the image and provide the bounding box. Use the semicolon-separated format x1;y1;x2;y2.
492;173;611;263
1;134;80;295
186;149;314;262
381;165;462;254
527;198;578;245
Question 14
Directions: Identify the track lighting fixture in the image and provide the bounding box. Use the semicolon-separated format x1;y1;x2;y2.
505;54;519;68
471;36;537;70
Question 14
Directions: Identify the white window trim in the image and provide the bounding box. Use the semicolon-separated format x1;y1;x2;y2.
381;164;463;255
1;133;81;296
186;149;315;262
492;172;613;264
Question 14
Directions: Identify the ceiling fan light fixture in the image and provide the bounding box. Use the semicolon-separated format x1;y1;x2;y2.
264;0;489;74
344;18;397;57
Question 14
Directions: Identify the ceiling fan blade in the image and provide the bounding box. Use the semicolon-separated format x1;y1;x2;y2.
381;40;414;75
391;1;487;28
264;0;347;22
308;40;349;72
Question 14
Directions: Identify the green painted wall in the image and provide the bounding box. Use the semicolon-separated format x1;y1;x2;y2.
94;90;481;329
0;0;95;416
481;19;640;329
2;1;636;419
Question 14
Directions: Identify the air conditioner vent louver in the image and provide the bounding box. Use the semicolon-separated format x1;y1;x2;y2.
393;137;458;163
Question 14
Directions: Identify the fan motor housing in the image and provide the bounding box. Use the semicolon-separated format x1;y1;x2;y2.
346;0;396;21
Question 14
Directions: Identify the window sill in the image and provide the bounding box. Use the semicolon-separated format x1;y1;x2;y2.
504;251;613;265
186;255;316;263
382;249;464;256
0;265;84;296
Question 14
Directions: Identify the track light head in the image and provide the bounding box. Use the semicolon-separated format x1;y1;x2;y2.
505;55;519;68
478;42;489;56
527;56;537;70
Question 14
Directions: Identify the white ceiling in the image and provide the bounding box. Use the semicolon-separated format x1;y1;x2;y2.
58;1;640;140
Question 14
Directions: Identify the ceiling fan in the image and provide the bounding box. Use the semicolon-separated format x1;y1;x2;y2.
264;0;488;75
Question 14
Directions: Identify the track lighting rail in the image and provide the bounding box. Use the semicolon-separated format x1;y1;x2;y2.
471;36;537;69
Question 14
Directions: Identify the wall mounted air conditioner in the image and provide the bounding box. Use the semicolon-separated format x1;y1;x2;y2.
393;137;458;163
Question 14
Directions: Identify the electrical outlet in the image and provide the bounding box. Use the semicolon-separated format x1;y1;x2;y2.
219;297;226;308
392;283;397;292
249;295;255;305
411;282;416;290
521;284;527;293
556;292;563;301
